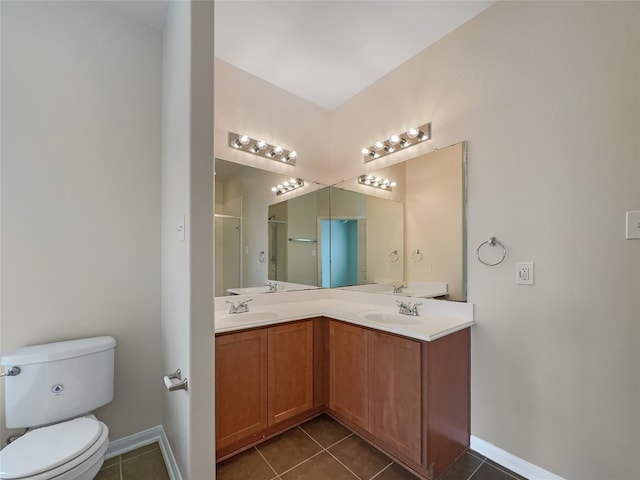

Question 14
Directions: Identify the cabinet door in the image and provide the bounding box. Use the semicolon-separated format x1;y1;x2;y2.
329;321;368;429
215;329;268;450
268;321;314;425
368;330;422;465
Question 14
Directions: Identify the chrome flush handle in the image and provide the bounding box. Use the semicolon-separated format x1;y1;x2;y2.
0;366;21;377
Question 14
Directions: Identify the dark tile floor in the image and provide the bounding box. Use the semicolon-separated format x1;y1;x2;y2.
217;414;527;480
96;442;170;480
95;415;526;479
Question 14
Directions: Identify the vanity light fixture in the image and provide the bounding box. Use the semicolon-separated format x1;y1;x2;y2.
362;122;431;163
358;174;397;191
229;132;297;166
271;178;305;195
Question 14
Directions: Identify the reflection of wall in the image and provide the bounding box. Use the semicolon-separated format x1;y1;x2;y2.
405;144;464;299
287;191;319;286
366;196;403;284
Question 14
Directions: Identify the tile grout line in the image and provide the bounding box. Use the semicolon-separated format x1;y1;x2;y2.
254;445;281;480
368;461;395;480
299;425;391;480
297;425;363;479
466;458;486;480
487;460;527;480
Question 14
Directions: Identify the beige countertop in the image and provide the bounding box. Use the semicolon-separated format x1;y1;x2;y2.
215;289;473;342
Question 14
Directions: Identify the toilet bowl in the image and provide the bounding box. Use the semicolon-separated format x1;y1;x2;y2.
0;416;109;480
0;336;116;480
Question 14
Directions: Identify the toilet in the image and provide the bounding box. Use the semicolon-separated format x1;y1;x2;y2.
0;336;116;480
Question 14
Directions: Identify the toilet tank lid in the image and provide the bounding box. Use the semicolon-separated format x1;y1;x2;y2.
1;336;116;366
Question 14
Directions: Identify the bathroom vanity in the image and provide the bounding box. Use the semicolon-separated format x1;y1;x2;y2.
214;290;473;480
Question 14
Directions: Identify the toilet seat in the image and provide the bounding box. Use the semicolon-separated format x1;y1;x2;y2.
0;417;109;480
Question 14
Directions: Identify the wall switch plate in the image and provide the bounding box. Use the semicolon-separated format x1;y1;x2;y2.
516;262;534;285
626;211;640;239
424;263;431;274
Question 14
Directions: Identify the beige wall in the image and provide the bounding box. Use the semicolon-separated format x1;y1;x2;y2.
214;59;331;183
329;2;639;478
214;1;639;478
0;0;163;443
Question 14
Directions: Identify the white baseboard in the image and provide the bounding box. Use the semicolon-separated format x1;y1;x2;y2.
470;436;565;480
106;425;183;480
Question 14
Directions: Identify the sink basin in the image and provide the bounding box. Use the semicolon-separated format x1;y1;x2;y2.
360;312;421;324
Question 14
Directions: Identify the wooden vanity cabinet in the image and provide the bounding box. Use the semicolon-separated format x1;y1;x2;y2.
267;320;314;425
328;320;470;480
215;320;317;458
215;329;268;450
368;330;422;465
329;321;369;429
216;317;470;479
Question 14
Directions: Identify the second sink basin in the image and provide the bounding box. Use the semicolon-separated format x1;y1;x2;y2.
360;312;422;324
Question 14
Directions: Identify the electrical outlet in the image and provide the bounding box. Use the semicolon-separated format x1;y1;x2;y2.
516;262;534;285
424;263;431;274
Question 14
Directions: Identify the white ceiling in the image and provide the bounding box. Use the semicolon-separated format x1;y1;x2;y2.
214;1;495;110
109;0;495;111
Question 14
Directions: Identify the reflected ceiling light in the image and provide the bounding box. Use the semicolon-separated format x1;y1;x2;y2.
228;132;297;166
271;178;305;195
358;174;397;191
362;122;431;163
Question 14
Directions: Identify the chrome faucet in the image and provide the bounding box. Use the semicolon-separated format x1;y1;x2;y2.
265;281;278;293
226;298;253;314
396;300;421;316
392;282;406;294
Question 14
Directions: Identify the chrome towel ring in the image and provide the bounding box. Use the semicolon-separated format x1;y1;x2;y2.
476;236;507;266
388;250;399;263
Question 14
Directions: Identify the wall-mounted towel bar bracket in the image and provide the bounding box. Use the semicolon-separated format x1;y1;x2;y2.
164;368;188;392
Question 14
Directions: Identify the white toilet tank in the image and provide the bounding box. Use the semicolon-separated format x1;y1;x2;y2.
1;336;116;429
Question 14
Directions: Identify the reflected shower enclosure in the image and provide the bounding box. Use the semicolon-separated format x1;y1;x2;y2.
268;216;287;281
214;214;241;297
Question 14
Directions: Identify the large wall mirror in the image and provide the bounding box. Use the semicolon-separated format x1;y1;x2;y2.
215;141;466;301
214;158;328;296
333;142;467;301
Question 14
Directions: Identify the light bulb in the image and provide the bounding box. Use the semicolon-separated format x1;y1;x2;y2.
389;134;401;145
256;140;267;150
361;147;370;155
407;128;420;139
239;134;250;145
390;181;397;187
375;141;385;150
271;187;277;192
273;145;283;155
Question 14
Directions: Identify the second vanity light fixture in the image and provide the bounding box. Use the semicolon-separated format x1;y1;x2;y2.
362;122;431;162
272;178;304;195
358;175;396;191
229;132;297;166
